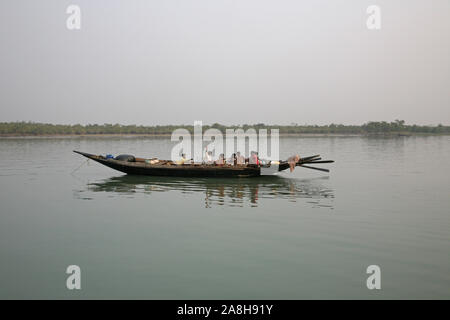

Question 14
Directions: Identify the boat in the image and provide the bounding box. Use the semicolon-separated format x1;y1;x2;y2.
73;150;333;178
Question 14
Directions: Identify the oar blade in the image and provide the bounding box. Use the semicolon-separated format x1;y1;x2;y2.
299;164;330;173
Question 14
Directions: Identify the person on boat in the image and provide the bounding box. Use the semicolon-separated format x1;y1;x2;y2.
287;154;300;172
175;153;189;165
204;150;213;164
236;152;245;165
249;151;259;165
215;153;225;165
226;153;237;165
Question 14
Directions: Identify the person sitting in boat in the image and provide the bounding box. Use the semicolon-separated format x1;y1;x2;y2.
236;152;245;165
249;151;259;165
204;150;213;164
175;153;189;165
226;153;237;165
215;153;225;165
232;153;238;166
287;154;300;172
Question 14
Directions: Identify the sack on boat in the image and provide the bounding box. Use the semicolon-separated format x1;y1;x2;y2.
115;154;136;162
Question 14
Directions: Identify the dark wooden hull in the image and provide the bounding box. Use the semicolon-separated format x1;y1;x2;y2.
74;151;261;177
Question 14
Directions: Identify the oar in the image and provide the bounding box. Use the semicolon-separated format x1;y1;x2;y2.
300;154;320;162
304;160;334;164
301;157;322;163
299;164;330;173
280;154;319;165
296;158;322;166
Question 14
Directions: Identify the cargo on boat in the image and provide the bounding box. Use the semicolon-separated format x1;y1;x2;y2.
73;150;333;178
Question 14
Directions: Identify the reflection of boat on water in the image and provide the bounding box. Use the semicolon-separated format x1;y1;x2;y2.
81;175;334;208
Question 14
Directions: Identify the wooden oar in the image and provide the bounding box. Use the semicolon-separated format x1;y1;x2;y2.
299;164;330;172
301;157;321;163
296;158;323;166
300;154;320;162
279;154;319;165
304;160;334;164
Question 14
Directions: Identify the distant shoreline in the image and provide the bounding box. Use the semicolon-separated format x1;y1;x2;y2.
1;121;449;137
0;132;447;138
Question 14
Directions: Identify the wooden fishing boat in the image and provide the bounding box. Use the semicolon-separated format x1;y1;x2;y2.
73;150;333;177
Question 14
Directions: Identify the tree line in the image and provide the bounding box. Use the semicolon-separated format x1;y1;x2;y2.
0;120;448;136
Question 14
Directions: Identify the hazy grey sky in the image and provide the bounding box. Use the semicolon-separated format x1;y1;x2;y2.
0;0;449;125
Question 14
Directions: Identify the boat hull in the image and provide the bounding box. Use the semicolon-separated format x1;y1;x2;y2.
74;151;261;177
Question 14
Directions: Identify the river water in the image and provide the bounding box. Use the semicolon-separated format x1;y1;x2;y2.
0;135;449;299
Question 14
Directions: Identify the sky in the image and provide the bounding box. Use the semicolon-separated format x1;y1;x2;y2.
0;0;449;125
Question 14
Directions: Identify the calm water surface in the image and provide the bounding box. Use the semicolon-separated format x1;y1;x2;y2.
0;136;449;299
